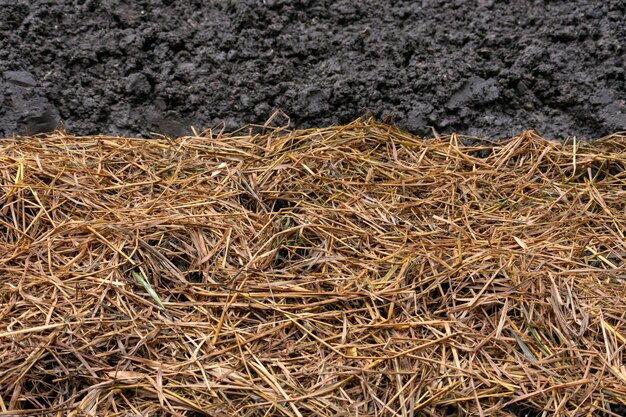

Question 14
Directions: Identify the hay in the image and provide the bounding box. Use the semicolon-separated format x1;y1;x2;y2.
1;119;625;416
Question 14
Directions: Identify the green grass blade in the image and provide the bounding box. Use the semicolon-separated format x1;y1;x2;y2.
131;270;165;310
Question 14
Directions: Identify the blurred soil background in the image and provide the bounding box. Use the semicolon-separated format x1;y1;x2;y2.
1;0;625;139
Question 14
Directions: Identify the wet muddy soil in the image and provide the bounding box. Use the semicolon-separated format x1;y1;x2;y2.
1;0;625;139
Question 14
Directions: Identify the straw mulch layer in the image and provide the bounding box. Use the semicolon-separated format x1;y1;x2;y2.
1;120;625;416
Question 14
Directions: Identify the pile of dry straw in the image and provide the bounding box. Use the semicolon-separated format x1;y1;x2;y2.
1;119;625;416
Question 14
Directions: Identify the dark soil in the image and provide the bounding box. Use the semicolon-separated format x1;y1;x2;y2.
1;0;625;139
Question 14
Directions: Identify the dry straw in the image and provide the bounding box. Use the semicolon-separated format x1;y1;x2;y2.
1;119;625;416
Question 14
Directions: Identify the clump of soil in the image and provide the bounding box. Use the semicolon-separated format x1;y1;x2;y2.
1;0;625;139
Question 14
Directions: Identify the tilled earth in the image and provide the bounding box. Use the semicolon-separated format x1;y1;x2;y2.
1;0;625;139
